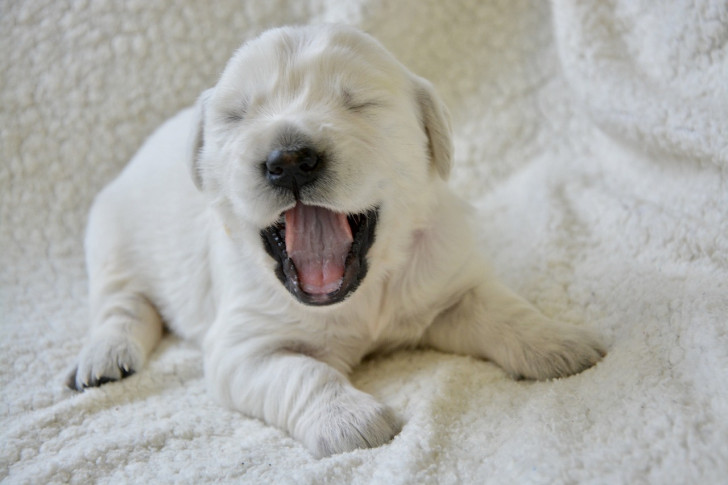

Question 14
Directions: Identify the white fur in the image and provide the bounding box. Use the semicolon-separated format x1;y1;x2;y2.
69;25;605;457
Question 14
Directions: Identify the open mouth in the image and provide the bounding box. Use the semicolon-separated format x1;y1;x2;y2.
261;202;378;306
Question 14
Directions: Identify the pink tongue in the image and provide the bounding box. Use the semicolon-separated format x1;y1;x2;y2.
285;203;353;295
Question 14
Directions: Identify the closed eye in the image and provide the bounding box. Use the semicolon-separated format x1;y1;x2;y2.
223;100;249;124
225;112;245;123
342;89;380;113
347;100;380;112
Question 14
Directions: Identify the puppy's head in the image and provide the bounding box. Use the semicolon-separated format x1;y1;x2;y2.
190;25;452;307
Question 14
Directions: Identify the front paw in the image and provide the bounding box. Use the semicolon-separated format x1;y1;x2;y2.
66;330;143;391
507;323;606;380
300;388;401;458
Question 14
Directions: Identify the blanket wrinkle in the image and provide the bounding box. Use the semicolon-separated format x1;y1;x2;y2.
2;0;727;483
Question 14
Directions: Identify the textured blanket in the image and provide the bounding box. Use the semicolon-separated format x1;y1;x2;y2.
2;1;727;483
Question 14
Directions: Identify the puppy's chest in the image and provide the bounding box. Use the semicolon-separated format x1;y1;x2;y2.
357;309;435;355
310;313;427;371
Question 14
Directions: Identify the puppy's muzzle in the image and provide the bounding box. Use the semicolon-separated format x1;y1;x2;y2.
260;130;378;307
265;146;322;196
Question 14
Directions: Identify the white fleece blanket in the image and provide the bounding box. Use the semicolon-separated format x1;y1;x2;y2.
2;1;727;483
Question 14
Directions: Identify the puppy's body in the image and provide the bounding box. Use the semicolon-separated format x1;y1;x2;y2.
69;25;604;457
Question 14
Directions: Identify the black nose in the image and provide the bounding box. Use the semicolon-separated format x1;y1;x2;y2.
265;146;322;192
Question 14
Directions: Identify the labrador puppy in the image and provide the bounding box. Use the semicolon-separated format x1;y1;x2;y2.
67;24;605;457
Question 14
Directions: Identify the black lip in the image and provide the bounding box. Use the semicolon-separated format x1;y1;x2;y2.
261;208;378;306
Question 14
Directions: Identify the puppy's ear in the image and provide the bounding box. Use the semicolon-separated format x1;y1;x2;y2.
411;75;453;180
188;88;214;190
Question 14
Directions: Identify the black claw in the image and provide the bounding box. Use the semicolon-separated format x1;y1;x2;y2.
65;364;136;392
95;376;117;386
65;367;81;391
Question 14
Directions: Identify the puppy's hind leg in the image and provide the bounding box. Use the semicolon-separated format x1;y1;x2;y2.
423;278;606;380
67;282;163;391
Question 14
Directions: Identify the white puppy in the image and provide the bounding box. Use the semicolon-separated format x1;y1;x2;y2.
68;25;605;457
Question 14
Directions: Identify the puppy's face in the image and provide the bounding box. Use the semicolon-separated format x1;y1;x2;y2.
191;25;452;307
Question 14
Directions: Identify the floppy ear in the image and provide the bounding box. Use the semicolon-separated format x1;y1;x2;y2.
188;88;214;190
411;75;453;180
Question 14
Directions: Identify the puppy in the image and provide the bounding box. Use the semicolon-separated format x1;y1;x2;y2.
67;25;605;457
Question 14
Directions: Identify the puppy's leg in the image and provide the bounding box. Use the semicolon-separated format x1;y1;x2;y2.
205;321;401;457
423;279;605;380
67;286;163;390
